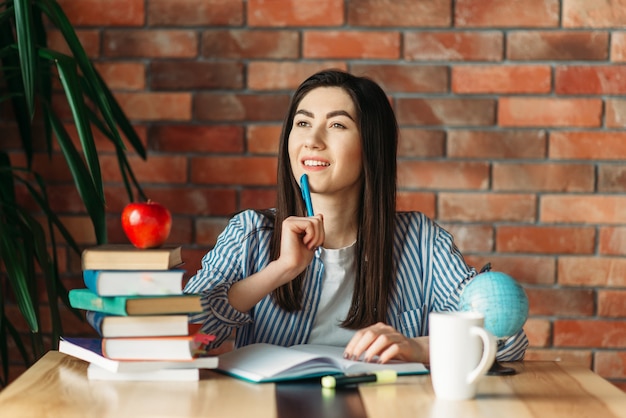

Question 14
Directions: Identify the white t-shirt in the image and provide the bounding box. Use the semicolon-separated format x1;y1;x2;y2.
307;242;357;346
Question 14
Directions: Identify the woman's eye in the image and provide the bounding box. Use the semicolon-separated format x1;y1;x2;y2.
331;122;346;129
295;120;309;127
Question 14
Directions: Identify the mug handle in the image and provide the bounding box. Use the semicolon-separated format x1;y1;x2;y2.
466;326;497;384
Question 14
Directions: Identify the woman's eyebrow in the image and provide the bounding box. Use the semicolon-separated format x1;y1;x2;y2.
295;108;355;121
327;110;355;121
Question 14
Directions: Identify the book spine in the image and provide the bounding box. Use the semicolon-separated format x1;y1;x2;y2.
85;310;104;336
68;289;129;316
82;270;100;295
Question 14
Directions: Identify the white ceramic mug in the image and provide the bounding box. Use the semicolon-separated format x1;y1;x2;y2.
428;311;497;400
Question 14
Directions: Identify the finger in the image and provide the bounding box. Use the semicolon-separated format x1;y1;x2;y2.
344;325;383;361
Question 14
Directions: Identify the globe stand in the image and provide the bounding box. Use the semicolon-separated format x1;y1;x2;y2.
488;340;517;376
488;361;516;376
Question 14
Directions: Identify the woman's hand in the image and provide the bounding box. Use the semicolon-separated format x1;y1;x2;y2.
343;322;429;364
273;214;325;283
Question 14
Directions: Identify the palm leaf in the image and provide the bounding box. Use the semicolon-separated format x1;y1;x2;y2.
36;0;121;144
39;48;104;200
13;0;36;118
46;107;107;243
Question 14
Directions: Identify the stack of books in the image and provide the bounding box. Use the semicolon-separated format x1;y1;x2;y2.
60;244;217;381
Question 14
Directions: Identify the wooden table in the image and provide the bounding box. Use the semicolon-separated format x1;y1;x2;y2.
1;351;625;418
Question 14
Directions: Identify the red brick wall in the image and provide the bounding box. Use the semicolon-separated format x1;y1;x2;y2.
3;0;626;389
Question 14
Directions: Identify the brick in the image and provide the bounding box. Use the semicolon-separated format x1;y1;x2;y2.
606;99;626;128
554;320;626;348
57;0;144;26
404;31;503;61
240;189;277;210
191;156;277;186
463;255;556;285
492;163;594;192
303;31;400;59
398;129;445;158
498;98;602;128
26;154;73;182
59;216;97;244
249;0;343;26
150;61;244;90
541;195;626;224
599;227;626;255
550;131;626;160
525;348;592;365
496;226;595;254
148;0;243;26
455;0;559;27
196;218;230;246
507;31;609;61
439;193;536;222
526;288;595;316
149;125;245;153
94;62;145;90
201;30;299;59
397;161;489;190
439;223;493;253
44;185;83;213
556;65;626;94
558;256;626;287
612;32;626;62
452;65;551;94
347;0;450;27
599;164;626;192
115;92;192;121
395;192;436;217
64;123;148;154
47;29;100;58
247;62;347;91
103;30;197;58
194;93;290;122
145;188;237;216
598;290;626;318
351;64;448;93
100;154;187;184
563;0;626;28
522;319;551;348
247;125;281;155
595;351;626;379
396;98;496;126
447;130;547;159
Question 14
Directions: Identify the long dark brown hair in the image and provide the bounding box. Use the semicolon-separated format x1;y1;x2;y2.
269;69;398;329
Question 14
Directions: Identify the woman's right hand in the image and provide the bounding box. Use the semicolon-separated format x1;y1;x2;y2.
274;214;324;282
227;214;324;313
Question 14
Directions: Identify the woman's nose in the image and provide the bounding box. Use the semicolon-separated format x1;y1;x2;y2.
304;126;324;149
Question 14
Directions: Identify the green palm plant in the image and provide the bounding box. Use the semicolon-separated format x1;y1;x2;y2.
0;0;146;386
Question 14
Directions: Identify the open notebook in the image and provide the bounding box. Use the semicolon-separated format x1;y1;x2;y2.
217;343;428;383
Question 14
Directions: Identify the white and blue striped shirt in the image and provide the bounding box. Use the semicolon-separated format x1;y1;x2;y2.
184;210;528;361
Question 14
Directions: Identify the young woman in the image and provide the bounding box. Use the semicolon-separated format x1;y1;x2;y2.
184;69;528;363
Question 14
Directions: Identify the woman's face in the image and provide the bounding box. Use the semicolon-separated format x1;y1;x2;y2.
288;87;363;200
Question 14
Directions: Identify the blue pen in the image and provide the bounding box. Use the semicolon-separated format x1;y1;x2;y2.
300;174;314;216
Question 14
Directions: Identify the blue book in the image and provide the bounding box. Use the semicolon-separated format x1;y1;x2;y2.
83;269;185;296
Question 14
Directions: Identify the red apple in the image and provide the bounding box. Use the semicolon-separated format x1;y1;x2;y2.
121;200;172;249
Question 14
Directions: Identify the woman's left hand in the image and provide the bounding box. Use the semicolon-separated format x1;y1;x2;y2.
343;322;429;364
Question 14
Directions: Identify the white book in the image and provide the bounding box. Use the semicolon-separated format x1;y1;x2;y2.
217;343;428;383
87;363;200;381
59;337;218;373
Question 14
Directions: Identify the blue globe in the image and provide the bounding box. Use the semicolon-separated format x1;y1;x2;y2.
459;271;529;339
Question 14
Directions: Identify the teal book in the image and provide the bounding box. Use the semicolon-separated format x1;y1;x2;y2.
69;288;202;316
